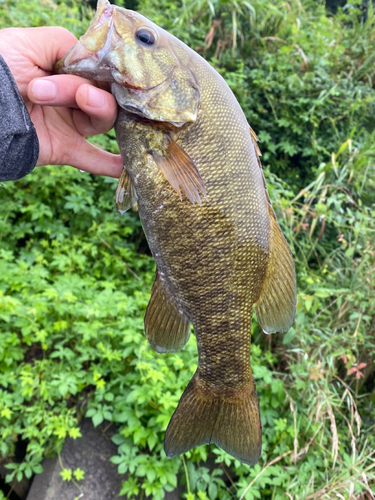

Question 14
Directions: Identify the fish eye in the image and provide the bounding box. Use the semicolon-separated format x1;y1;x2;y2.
136;28;156;46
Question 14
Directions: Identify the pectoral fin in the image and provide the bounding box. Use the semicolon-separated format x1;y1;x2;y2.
150;137;207;206
115;169;138;214
145;271;191;353
254;212;296;334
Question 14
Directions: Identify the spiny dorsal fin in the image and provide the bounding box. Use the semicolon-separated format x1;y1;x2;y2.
249;125;276;216
115;169;138;214
249;125;262;158
145;271;191;353
150;137;207;206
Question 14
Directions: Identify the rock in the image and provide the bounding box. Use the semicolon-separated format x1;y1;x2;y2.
27;419;124;500
26;419;184;500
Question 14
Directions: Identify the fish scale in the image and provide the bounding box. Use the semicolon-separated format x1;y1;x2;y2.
56;0;296;465
116;60;269;462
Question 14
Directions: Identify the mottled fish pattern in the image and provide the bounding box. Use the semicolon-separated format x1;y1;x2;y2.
57;0;296;465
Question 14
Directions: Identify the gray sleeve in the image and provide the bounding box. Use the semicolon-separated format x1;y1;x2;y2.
0;54;39;182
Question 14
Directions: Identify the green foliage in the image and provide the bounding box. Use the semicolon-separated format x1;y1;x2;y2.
1;0;375;499
0;0;93;36
138;0;375;190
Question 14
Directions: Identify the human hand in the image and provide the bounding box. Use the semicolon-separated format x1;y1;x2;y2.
0;26;123;177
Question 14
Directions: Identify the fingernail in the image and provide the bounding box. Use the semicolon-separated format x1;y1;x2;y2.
87;86;106;108
31;80;57;101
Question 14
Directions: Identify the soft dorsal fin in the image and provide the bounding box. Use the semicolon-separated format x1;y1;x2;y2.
115;168;138;214
145;271;191;353
150;137;207;206
248;124;296;333
254;209;296;334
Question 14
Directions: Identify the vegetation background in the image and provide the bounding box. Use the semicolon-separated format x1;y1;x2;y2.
0;0;374;498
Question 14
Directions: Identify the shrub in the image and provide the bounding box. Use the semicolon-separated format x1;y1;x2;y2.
0;0;374;499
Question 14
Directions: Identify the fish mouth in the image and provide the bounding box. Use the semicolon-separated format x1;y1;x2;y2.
122;77;169;92
56;43;168;92
55;0;115;76
55;0;164;92
55;23;123;85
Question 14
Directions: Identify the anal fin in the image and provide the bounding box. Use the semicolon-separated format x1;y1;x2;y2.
115;169;138;214
145;271;190;353
254;212;296;334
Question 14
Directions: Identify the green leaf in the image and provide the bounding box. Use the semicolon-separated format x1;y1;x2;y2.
208;482;217;500
73;468;85;481
60;469;72;481
68;428;82;439
92;413;104;427
33;464;44;475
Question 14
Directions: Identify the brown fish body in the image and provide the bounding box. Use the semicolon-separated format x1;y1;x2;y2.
57;0;296;465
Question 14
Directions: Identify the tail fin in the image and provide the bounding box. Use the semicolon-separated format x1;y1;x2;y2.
164;375;262;465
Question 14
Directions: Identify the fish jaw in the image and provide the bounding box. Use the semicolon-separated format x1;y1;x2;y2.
55;0;166;87
55;0;200;125
55;0;124;85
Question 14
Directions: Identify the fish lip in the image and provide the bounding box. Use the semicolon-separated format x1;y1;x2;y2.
58;49;169;92
122;76;169;92
57;57;166;91
60;43;100;69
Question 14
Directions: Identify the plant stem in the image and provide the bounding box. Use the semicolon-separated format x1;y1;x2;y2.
182;455;191;496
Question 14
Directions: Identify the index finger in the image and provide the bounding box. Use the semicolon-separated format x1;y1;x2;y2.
27;26;78;72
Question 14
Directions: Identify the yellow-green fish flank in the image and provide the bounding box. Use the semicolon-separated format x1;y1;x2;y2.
57;0;296;465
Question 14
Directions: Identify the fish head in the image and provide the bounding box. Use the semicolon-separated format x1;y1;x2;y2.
56;0;200;126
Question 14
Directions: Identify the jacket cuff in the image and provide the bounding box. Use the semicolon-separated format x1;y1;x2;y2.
0;54;39;182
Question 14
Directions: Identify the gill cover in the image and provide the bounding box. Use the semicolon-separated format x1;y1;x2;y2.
57;0;200;126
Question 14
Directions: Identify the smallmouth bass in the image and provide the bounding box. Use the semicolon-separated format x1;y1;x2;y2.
57;0;296;465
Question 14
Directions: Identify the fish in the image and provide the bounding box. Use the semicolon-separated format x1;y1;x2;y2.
56;0;296;465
